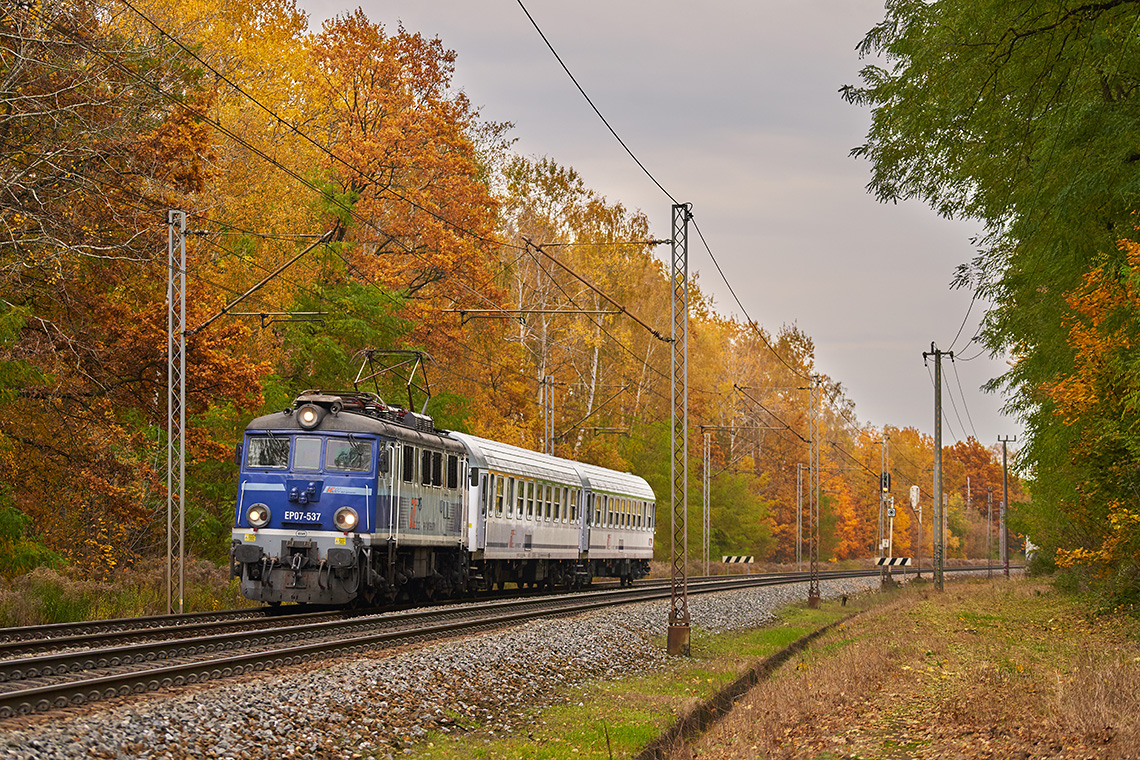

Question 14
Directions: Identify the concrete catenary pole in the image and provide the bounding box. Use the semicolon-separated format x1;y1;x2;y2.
924;344;952;591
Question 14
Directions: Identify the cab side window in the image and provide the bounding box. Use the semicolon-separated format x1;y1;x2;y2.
402;445;415;483
446;455;459;489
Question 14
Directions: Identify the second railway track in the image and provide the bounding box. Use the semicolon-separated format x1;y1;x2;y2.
0;566;998;720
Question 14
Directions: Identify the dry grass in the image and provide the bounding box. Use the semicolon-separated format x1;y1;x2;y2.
0;558;252;626
686;579;1140;759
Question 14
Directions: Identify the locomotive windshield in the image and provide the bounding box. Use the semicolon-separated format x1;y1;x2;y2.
293;436;322;470
327;438;372;472
248;436;289;468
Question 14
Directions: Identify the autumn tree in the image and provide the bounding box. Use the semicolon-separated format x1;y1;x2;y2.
845;0;1139;593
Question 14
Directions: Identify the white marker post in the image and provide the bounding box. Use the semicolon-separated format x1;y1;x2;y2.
909;485;921;578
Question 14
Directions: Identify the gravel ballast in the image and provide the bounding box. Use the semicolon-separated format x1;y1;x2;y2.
0;578;879;759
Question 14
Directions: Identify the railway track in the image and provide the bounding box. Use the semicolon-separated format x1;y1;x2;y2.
0;566;1001;720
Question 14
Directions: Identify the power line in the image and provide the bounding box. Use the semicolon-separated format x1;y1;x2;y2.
691;219;809;381
732;384;809;444
513;0;678;205
510;0;807;380
103;0;669;346
947;291;979;353
949;356;980;440
926;362;961;443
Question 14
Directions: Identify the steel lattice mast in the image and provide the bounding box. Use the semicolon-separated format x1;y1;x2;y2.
703;430;710;577
796;462;804;571
668;203;692;655
808;374;821;607
166;211;187;615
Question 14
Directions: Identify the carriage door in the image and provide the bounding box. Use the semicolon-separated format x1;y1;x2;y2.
471;472;489;550
579;490;593;553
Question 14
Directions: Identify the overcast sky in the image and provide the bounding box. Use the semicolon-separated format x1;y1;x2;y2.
296;0;1021;446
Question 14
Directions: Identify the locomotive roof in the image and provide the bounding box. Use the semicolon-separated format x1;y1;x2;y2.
245;410;465;453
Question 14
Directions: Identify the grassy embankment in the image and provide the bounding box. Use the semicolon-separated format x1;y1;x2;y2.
414;579;1139;760
0;560;251;627
413;597;867;760
690;578;1140;759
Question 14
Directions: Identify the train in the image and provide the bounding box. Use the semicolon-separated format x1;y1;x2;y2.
230;390;657;605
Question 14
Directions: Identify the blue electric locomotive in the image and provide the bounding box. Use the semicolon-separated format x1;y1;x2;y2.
231;390;655;606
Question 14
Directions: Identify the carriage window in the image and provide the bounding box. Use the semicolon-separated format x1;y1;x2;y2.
506;477;515;517
570;491;578;522
419;450;431;485
650;503;656;528
524;481;533;519
327;438;372;472
248;436;289;469
402;445;415;483
553;487;561;521
545;485;553;520
446;455;459;489
293;436;322;470
431;452;442;486
481;475;490;516
495;476;504;516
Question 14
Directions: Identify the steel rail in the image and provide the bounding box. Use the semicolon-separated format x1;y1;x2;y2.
0;573;787;719
0;607;275;645
0;573;804;684
0;566;1013;720
0;571;791;653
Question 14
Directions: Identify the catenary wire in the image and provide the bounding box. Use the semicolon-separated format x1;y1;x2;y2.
94;0;669;346
513;0;678;206
691;219;809;381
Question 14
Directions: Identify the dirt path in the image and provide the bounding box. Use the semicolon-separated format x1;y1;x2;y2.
685;580;1140;760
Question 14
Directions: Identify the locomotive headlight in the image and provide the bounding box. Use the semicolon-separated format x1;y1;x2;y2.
246;503;271;528
297;404;322;429
333;507;359;532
